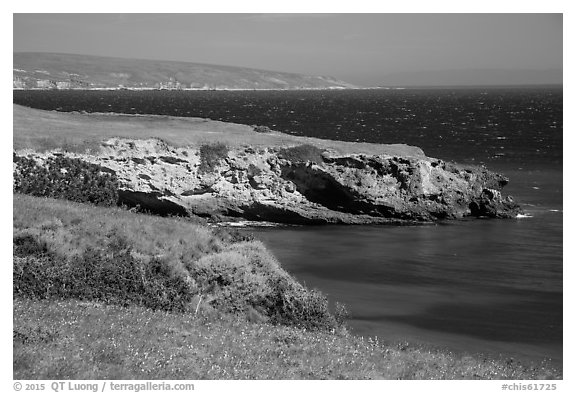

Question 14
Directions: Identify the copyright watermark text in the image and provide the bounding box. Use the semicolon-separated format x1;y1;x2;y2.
13;381;194;392
502;383;557;391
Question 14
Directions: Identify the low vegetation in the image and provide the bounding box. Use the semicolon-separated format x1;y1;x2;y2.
13;194;340;330
14;298;560;380
14;104;424;157
278;144;326;164
253;125;273;133
198;142;229;174
13;154;119;206
24;136;102;154
13;194;561;379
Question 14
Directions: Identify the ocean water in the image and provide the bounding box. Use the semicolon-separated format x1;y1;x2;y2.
13;88;563;367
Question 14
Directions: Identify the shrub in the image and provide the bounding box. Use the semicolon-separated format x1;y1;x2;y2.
192;250;273;314
141;256;197;311
198;143;229;173
267;278;337;331
253;125;272;133
247;163;262;178
211;227;255;244
191;241;340;331
13;195;345;331
13;230;197;312
13;154;119;206
13;234;49;257
277;144;326;164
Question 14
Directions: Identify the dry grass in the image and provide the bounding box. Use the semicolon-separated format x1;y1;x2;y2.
12;195;562;380
13;193;218;263
13;194;341;329
13;298;561;380
13;104;425;157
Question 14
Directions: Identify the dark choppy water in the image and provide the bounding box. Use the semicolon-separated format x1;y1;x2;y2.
12;88;562;169
13;88;563;367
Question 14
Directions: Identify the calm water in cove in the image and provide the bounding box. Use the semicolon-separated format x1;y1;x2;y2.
14;88;563;366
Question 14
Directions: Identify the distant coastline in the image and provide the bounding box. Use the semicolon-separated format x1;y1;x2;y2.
13;52;358;91
13;52;562;91
12;86;360;92
13;85;562;92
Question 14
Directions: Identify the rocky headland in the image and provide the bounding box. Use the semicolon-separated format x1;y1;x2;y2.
13;105;521;224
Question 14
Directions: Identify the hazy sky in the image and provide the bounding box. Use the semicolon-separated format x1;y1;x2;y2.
13;13;563;86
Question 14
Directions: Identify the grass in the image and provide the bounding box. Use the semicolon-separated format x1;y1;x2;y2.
13;194;341;329
12;194;562;380
14;298;560;380
13;193;218;268
13;104;425;157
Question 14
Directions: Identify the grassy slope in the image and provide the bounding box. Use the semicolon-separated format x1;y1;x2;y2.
13;104;425;157
14;298;559;380
13;193;339;324
13;52;357;89
13;193;216;261
12;195;561;379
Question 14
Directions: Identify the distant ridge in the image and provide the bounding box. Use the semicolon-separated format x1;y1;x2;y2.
13;52;358;90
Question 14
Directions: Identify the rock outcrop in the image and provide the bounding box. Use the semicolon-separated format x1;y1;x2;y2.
14;137;522;224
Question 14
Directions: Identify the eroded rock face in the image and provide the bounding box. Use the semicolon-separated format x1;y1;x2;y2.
14;137;522;224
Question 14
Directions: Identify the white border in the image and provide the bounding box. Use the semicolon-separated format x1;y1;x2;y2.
4;2;571;391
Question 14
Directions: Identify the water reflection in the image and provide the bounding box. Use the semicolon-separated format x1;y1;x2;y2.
250;213;562;365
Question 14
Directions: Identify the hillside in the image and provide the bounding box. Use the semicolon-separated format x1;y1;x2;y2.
13;52;358;90
13;195;558;379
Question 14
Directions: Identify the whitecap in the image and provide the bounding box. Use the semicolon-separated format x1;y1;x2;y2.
516;214;533;219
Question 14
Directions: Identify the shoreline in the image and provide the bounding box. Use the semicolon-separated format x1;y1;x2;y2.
12;194;562;379
13;86;382;92
13;84;562;92
14;106;564;376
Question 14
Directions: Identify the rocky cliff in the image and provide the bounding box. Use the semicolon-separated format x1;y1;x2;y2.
14;136;522;224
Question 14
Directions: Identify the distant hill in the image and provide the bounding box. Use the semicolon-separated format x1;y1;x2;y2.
13;52;358;90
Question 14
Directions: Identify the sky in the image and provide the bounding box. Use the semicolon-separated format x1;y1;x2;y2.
12;13;564;86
